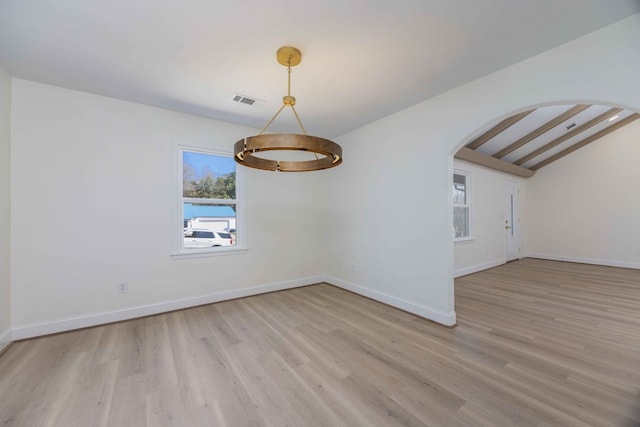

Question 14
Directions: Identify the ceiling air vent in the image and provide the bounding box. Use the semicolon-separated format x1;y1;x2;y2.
232;93;264;107
565;122;577;130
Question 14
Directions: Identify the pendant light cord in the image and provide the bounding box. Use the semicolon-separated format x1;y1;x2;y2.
287;61;309;136
258;104;286;135
288;61;291;97
257;56;319;159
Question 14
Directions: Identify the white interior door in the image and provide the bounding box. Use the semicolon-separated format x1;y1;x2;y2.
504;180;520;261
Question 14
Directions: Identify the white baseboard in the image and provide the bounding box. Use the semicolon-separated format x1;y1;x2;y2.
12;276;324;340
323;275;456;327
454;258;506;278
0;328;11;353
526;254;640;270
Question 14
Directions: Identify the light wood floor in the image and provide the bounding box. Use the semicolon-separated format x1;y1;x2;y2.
1;258;639;426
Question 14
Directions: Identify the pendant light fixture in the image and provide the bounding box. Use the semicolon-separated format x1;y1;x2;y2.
234;46;342;172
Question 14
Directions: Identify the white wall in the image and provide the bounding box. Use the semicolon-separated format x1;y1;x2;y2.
0;64;11;349
10;79;328;337
326;14;640;325
525;119;640;268
453;160;526;277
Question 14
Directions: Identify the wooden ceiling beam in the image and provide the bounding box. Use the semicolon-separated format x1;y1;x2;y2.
493;104;591;159
455;147;535;178
530;113;640;171
466;109;535;150
514;107;623;166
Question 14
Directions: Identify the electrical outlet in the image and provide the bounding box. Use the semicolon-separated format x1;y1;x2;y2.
351;263;356;272
117;282;128;294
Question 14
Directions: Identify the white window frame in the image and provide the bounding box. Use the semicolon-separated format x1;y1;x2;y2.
453;169;473;243
171;142;247;258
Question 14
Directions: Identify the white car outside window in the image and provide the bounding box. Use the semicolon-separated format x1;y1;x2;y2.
184;229;234;248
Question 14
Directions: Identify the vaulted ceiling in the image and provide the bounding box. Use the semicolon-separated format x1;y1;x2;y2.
455;105;639;177
1;1;639;138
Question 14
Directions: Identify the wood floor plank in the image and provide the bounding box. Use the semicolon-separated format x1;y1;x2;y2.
294;360;384;427
1;258;639;426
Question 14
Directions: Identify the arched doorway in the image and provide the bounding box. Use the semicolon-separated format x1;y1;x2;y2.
452;101;640;288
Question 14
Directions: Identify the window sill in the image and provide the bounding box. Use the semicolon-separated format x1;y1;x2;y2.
171;247;248;260
454;237;475;245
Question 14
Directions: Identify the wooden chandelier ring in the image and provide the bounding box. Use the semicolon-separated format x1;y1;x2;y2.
234;134;343;172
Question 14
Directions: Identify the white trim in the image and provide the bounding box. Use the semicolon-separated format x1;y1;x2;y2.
454;258;506;278
12;276;324;340
323;275;456;326
171;248;248;259
11;274;460;340
525;254;640;270
454;237;475;244
0;328;12;352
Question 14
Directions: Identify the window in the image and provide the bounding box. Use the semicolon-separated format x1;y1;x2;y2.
175;145;245;256
453;171;471;240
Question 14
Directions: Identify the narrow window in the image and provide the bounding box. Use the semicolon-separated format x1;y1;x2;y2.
453;171;471;240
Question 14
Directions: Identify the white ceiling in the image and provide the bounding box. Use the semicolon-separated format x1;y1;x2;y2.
1;0;639;138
